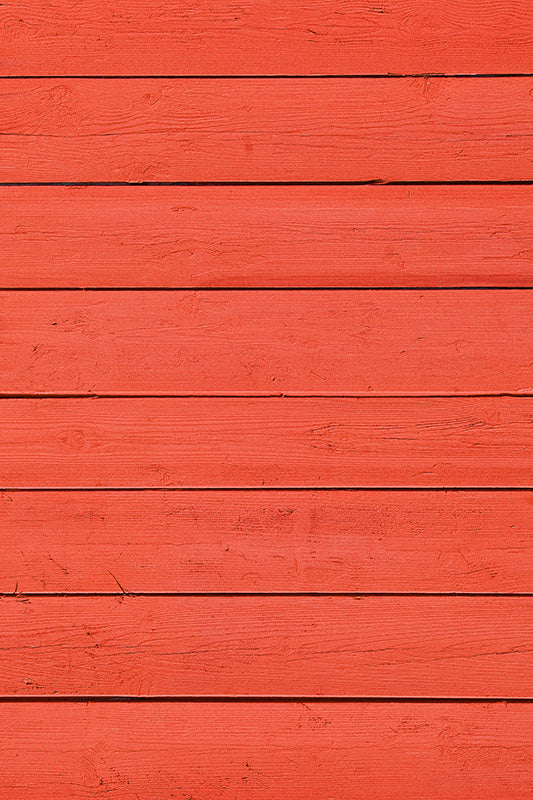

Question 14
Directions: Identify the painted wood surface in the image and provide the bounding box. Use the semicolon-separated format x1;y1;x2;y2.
2;290;532;396
2;0;533;76
2;186;533;288
3;489;533;594
0;397;531;488
1;78;533;182
2;595;533;696
3;0;532;794
3;702;532;800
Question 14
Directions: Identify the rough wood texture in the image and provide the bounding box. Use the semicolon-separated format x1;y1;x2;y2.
2;186;533;288
3;702;532;799
0;397;531;488
1;78;533;182
2;290;532;396
3;1;532;795
2;595;532;697
3;489;533;594
2;0;533;76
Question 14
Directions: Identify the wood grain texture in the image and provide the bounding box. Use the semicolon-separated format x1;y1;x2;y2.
3;1;531;794
2;186;533;288
3;701;533;799
0;397;532;488
2;595;533;697
2;0;533;76
3;489;533;594
2;290;532;396
1;78;533;182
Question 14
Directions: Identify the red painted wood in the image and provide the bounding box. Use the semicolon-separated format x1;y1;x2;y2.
2;0;533;76
2;595;532;697
2;290;532;396
1;78;532;182
2;186;533;288
4;701;532;800
0;397;531;488
3;0;531;792
3;489;533;594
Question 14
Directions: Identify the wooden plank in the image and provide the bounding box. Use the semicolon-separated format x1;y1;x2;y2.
2;0;533;76
1;78;532;182
2;290;532;396
0;397;531;488
3;489;533;594
2;185;533;288
1;596;532;697
3;703;532;800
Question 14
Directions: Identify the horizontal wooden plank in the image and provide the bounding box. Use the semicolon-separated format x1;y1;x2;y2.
2;290;532;395
1;596;532;696
2;185;533;288
2;0;533;76
3;489;533;593
4;702;532;800
1;78;532;182
1;397;531;488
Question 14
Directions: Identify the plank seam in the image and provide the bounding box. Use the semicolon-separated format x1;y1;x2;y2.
3;592;533;598
2;487;531;492
0;284;533;292
0;696;530;703
0;393;530;399
2;181;533;186
3;73;533;79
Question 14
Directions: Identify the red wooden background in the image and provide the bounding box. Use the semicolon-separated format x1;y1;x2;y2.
1;3;532;797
